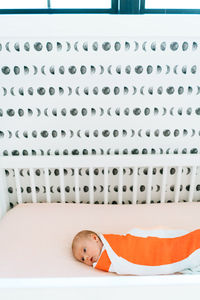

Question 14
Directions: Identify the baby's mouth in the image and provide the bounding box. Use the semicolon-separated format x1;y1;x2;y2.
90;257;95;263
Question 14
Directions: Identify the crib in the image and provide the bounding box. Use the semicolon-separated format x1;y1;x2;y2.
1;13;200;299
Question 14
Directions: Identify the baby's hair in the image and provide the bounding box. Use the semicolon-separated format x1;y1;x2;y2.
72;230;98;255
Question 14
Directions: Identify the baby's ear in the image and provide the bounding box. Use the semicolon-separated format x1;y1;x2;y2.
91;233;98;241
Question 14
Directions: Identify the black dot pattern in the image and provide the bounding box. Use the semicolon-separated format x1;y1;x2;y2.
1;38;200;205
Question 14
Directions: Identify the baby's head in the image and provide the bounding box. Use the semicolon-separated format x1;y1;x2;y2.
72;230;103;266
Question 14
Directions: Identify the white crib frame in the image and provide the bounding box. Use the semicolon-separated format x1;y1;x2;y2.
0;154;200;213
1;13;200;299
1;154;200;300
0;153;199;213
1;275;200;300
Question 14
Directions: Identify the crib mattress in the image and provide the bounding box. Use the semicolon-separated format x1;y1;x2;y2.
0;202;200;278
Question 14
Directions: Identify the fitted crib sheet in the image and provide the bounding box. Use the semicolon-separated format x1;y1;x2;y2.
0;202;200;278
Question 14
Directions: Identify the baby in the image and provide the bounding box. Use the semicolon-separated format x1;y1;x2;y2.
72;230;103;266
72;228;200;275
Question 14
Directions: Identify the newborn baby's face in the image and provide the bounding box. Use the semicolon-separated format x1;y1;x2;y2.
74;234;103;266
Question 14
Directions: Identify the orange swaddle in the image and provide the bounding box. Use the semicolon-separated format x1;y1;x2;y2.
93;228;200;275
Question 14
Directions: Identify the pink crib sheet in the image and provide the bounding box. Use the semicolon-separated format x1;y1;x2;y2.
0;202;200;278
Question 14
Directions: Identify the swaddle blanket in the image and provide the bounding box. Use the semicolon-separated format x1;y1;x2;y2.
93;228;200;275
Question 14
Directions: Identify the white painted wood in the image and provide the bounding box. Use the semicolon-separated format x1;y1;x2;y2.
146;167;152;204
0;275;200;300
174;167;182;203
160;167;168;203
1;155;200;205
1;155;200;169
0;169;9;219
118;167;123;204
104;167;108;204
29;168;37;203
44;168;51;203
74;168;80;203
132;167;138;204
59;167;65;203
89;167;94;204
14;168;22;204
188;166;197;203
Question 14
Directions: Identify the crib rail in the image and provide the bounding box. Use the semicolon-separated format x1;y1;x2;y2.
0;154;200;214
0;154;200;168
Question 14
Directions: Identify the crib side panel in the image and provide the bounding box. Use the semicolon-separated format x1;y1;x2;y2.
0;169;9;219
0;276;200;300
1;155;200;207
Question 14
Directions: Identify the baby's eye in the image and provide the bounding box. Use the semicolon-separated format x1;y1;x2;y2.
83;248;86;253
81;257;85;262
